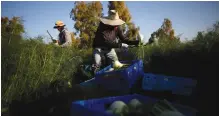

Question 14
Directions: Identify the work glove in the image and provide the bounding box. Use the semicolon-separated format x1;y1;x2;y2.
121;43;129;52
121;43;129;48
52;39;57;43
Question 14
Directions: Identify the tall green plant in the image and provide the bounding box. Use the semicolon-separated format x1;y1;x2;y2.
2;37;86;104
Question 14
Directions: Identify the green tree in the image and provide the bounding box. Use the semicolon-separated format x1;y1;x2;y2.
161;18;172;34
211;21;219;34
1;16;25;89
147;18;180;45
70;1;103;48
108;1;140;40
193;21;219;48
70;32;80;48
2;17;25;35
152;18;178;41
169;30;175;40
160;18;177;40
108;1;131;24
196;32;204;41
1;16;25;46
1;17;9;33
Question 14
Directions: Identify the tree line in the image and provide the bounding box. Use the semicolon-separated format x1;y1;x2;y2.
2;1;180;49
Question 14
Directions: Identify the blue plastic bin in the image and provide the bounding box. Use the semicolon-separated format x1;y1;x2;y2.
79;78;96;87
94;60;144;92
142;73;197;96
71;94;197;116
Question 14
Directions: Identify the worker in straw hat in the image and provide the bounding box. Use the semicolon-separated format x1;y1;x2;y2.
91;10;140;75
53;20;72;47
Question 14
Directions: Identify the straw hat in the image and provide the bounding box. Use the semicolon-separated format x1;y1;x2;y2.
100;10;125;26
54;20;66;28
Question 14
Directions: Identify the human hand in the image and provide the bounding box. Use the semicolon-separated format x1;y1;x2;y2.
121;43;129;48
52;39;57;43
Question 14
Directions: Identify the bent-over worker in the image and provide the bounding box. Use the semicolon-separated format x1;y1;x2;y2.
91;10;140;75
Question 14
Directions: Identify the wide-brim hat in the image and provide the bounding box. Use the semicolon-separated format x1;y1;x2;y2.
100;10;125;26
54;20;66;28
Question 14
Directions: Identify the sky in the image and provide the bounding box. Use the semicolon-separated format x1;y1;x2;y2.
1;1;219;43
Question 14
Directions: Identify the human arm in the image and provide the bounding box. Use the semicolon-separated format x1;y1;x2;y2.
117;26;139;46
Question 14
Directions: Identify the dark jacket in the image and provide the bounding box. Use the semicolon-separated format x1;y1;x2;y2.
93;22;139;48
58;28;72;47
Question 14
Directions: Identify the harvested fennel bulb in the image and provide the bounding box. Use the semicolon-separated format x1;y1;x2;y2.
106;101;129;116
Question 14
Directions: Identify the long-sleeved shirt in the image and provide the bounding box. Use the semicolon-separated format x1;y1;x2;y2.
93;22;139;48
58;28;72;47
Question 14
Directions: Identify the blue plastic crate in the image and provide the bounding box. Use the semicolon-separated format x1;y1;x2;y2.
142;73;197;96
71;94;197;116
94;60;144;92
79;78;96;87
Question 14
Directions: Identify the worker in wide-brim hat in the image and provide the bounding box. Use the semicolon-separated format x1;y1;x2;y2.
91;10;140;75
53;20;72;47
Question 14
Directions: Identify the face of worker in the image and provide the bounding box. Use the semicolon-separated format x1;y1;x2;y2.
57;26;63;32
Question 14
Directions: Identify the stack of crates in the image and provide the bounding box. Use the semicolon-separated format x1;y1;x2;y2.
74;59;198;116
